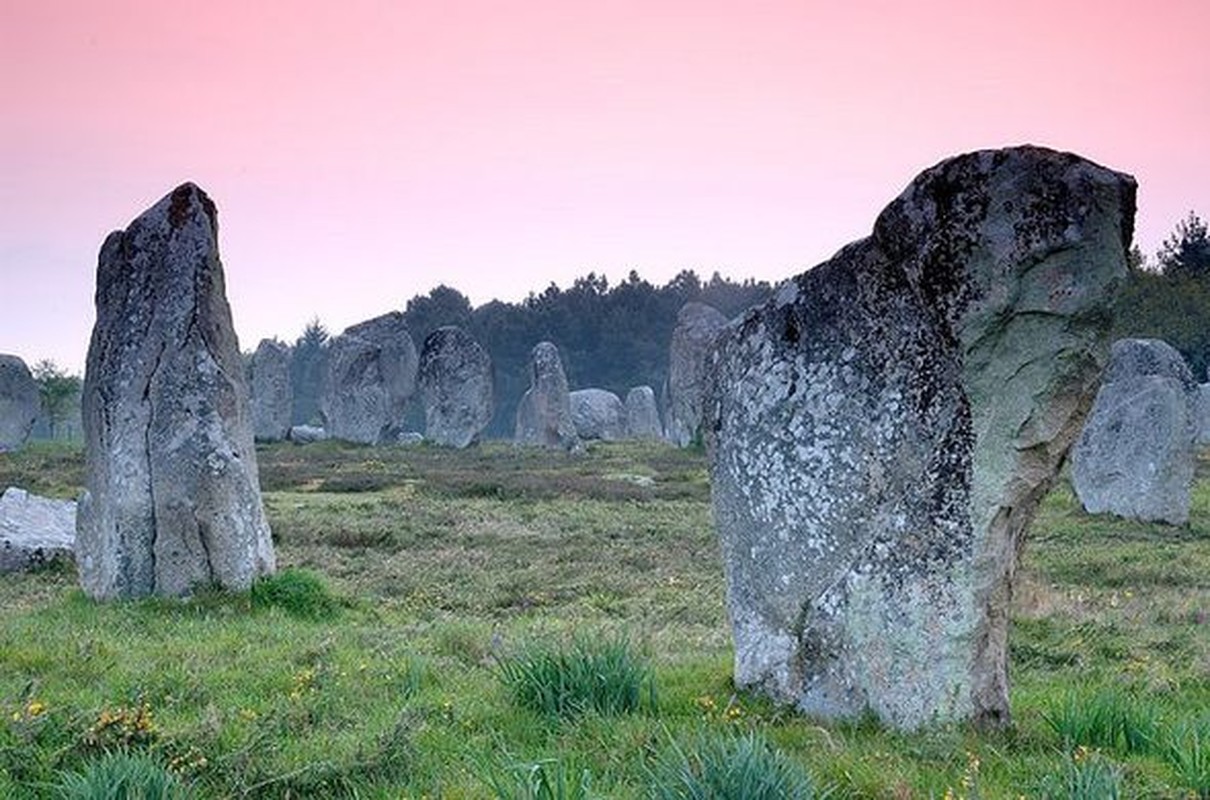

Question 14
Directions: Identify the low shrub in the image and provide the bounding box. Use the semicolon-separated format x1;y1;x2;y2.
250;568;339;620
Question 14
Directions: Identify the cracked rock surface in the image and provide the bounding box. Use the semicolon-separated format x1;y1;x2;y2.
417;325;493;448
667;302;728;447
320;312;418;445
250;338;293;443
704;146;1135;729
77;183;276;599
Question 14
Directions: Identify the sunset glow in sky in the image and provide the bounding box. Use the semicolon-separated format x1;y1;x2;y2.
2;1;1208;370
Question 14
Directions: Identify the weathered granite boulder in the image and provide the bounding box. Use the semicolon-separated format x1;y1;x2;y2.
417;326;493;448
0;355;40;451
1072;338;1197;525
515;342;579;450
0;487;75;574
705;146;1136;729
320;312;418;444
570;388;626;441
625;386;663;440
250;339;292;442
667;302;728;447
288;424;327;444
76;183;277;599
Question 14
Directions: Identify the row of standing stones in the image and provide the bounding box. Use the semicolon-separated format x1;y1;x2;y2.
2;146;1142;732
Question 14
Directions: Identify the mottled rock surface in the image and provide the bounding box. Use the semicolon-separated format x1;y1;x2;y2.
515;342;579;450
705;146;1135;729
0;355;39;451
0;487;75;574
1073;338;1197;525
625;386;663;439
289;424;327;444
569;388;626;441
320;312;418;444
667;302;728;447
1195;384;1210;447
250;339;292;442
417;326;493;448
77;183;276;599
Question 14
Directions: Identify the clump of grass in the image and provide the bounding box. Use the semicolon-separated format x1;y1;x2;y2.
56;750;194;799
1162;716;1210;798
483;757;595;800
250;568;339;619
496;636;655;719
647;730;827;800
1041;688;1159;754
1038;747;1122;800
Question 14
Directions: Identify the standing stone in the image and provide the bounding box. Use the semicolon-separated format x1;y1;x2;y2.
625;386;663;440
515;342;579;450
705;146;1135;729
417;326;493;448
250;339;293;442
569;388;626;441
0;355;40;451
0;487;75;574
667;302;728;447
1195;384;1210;447
1072;338;1197;525
320;312;418;444
77;183;276;599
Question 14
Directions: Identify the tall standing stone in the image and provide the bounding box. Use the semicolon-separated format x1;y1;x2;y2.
77;183;276;599
515;342;579;450
320;312;418;444
250;339;293;442
417;326;494;448
1072;338;1197;525
667;302;727;447
705;147;1135;729
625;385;663;440
569;388;626;441
0;355;39;451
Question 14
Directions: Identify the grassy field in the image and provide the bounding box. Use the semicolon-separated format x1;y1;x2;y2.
0;440;1207;798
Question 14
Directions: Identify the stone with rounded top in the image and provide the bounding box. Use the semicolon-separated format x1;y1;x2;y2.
417;325;493;448
515;341;579;450
77;183;276;599
0;355;39;451
705;146;1136;729
624;385;662;439
569;388;626;441
667;302;728;447
250;338;292;442
320;312;418;444
1073;338;1197;525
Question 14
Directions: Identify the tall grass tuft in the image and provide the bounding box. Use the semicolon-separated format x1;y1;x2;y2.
56;750;194;800
496;636;655;719
1038;748;1122;800
250;567;339;619
1041;688;1158;754
648;730;828;800
1162;716;1210;798
483;757;595;800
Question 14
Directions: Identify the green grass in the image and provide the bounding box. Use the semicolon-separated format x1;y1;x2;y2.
496;637;655;720
54;750;195;800
0;440;1207;798
647;729;828;799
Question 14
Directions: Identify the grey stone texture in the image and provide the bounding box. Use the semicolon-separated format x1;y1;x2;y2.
515;342;579;450
704;146;1135;729
320;312;418;444
667;302;728;447
624;385;663;440
1073;338;1197;525
77;183;276;599
250;339;293;442
417;326;493;448
288;424;327;444
1195;384;1210;447
569;389;626;441
0;355;40;451
0;487;75;574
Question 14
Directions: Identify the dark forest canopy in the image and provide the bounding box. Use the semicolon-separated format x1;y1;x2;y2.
291;269;774;437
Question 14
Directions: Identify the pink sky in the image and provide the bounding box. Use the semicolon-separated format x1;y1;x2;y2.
2;0;1207;371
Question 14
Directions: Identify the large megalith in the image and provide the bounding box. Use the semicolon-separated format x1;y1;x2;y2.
77;183;276;599
0;355;40;451
569;388;626;441
1072;338;1197;525
417;326;494;448
667;302;727;447
515;342;579;450
320;312;418;444
625;386;663;440
705;146;1136;729
250;339;293;442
